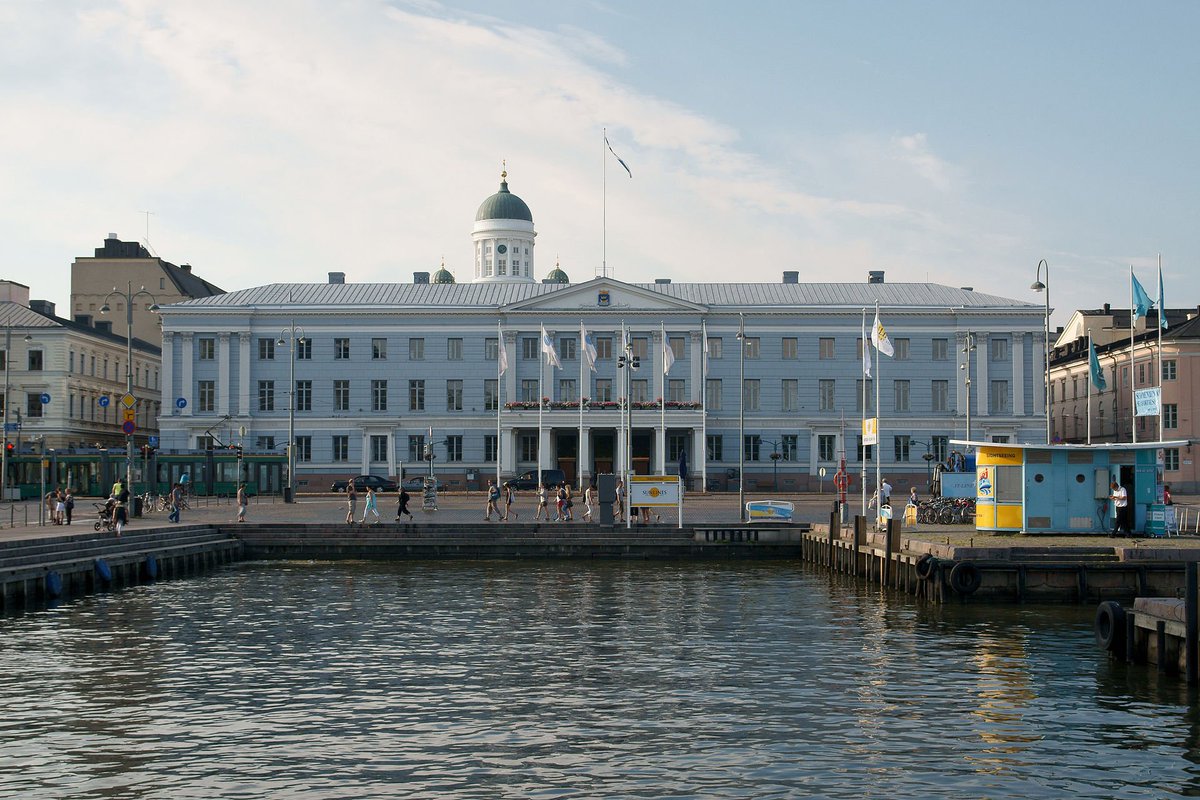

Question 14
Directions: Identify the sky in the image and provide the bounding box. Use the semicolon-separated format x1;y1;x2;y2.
3;0;1197;329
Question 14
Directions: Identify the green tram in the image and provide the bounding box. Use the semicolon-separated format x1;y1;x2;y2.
4;449;286;499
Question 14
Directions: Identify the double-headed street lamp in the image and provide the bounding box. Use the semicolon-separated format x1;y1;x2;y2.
100;283;159;495
277;322;306;503
1031;259;1052;444
960;331;976;442
2;306;32;502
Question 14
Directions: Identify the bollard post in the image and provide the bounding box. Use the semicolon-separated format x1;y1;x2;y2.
883;517;896;587
828;502;838;570
1187;562;1198;686
853;515;866;577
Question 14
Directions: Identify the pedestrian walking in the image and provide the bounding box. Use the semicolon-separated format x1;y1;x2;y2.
555;484;566;521
237;484;248;523
534;483;549;521
485;480;500;520
168;482;182;523
614;478;625;522
54;488;66;525
64;490;74;525
582;484;595;522
344;481;357;525
562;483;574;521
396;488;414;521
502;484;518;521
361;486;381;524
880;478;892;508
114;481;130;536
1110;481;1130;535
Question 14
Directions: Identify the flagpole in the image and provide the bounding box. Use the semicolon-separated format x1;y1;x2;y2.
874;304;881;521
497;320;503;487
579;320;585;491
538;329;544;491
660;321;667;476
1130;266;1137;444
1158;255;1164;443
602;128;607;279
861;308;868;518
1087;328;1093;446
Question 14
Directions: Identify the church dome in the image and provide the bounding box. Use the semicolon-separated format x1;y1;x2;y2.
432;259;455;284
545;260;569;284
475;170;533;223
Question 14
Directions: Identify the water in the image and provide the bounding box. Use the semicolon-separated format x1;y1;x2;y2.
2;560;1199;799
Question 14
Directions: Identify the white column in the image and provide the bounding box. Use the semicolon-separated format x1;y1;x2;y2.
1012;333;1025;417
180;333;194;417
504;330;518;401
161;332;175;412
238;333;251;417
360;430;370;474
693;427;705;489
539;426;551;471
504;428;518;473
1031;332;1045;416
690;330;702;403
217;333;231;417
579;424;590;484
977;333;990;417
656;426;666;475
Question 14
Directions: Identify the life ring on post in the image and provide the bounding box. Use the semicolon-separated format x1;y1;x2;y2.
949;561;982;595
915;554;938;581
834;472;849;493
1094;601;1126;656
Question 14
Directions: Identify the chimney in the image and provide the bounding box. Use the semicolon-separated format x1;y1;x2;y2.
180;263;192;273
782;271;799;284
1103;302;1111;314
74;314;93;327
94;320;113;335
654;278;671;285
868;270;885;284
413;272;430;284
328;272;345;285
28;300;55;317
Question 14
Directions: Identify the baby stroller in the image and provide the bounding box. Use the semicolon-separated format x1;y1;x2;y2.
93;499;117;533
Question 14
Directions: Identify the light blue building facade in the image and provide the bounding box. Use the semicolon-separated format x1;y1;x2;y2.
156;175;1048;493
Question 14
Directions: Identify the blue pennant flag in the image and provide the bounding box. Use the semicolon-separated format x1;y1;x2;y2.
1132;271;1153;323
605;135;632;178
1159;267;1168;330
1089;341;1107;391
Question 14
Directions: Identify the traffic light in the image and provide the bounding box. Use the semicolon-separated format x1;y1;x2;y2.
4;442;11;454
423;443;434;461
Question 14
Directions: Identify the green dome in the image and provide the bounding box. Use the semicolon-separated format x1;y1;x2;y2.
475;171;533;223
545;264;569;284
432;264;455;284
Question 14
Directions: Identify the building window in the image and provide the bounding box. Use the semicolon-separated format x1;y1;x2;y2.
370;435;388;462
1164;403;1178;429
559;379;577;402
520;433;538;462
818;338;834;359
521;380;538;403
332;435;349;462
484;338;498;361
335;338;350;359
595;337;612;360
258;381;275;411
559;337;577;361
408;435;425;463
256;436;275;450
856;380;875;412
627;337;646;360
991;338;1008;361
594;379;612;403
817;435;835;462
1165;448;1180;472
408;338;424;360
372;338;388;360
894;380;910;412
782;337;798;360
706;379;722;410
199;338;215;360
894;338;910;360
932;380;949;413
744;435;761;461
894;435;911;462
743;380;760;411
295;436;312;463
484;434;498;463
198;380;215;413
1163;360;1177;381
522;337;538;359
817;379;834;411
448;338;464;360
706;434;723;462
372;380;388;412
783;434;799;461
743;337;760;359
707;337;723;360
631;379;648;403
990;380;1009;413
667;433;688;462
297;339;312;360
932;338;949;361
409;380;425;411
668;379;686;403
669;337;685;361
334;380;350;412
447;380;463;411
485;380;498;411
932;435;949;462
856;436;873;462
296;380;312;412
258;338;275;360
446;435;463;462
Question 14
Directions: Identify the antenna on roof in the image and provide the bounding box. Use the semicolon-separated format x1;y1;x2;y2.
140;210;159;257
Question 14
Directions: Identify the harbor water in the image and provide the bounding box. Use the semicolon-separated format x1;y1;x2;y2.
2;560;1199;798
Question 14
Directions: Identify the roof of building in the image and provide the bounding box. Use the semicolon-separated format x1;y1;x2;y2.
165;277;1039;313
475;172;533;223
0;301;160;353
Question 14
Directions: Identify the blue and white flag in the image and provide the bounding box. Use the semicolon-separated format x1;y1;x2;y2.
1159;266;1168;330
605;135;632;178
541;324;561;369
1089;340;1106;391
663;335;675;375
498;334;509;376
1132;271;1153;324
580;321;597;372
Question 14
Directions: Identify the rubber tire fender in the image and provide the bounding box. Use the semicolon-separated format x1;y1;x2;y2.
949;561;982;595
915;553;938;581
1095;601;1127;656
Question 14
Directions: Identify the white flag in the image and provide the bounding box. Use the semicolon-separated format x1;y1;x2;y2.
871;309;894;357
541;324;561;369
498;335;509;376
580;322;597;372
663;336;675;375
862;338;872;378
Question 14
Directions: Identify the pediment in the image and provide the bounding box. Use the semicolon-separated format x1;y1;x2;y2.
503;277;706;313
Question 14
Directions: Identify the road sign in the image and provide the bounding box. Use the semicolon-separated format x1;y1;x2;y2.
122;421;136;434
39;393;50;405
818;467;827;477
98;396;110;408
122;408;136;423
3;422;17;432
175;397;187;409
121;393;136;409
148;436;159;446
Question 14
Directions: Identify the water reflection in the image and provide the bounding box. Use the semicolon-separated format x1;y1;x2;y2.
1;560;1199;798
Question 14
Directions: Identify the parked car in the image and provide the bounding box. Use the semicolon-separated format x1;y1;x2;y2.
503;469;566;492
401;476;445;492
329;475;399;493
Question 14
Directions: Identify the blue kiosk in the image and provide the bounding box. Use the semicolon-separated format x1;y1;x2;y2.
952;440;1188;535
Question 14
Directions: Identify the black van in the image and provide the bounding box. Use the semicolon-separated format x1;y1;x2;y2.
504;469;566;491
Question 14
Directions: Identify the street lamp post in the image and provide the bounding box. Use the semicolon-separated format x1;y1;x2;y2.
1032;259;1051;444
736;313;746;521
100;282;159;496
961;331;976;442
277;322;305;503
2;308;32;503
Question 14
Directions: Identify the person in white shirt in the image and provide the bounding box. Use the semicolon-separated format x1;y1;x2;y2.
1110;481;1130;535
